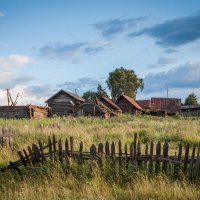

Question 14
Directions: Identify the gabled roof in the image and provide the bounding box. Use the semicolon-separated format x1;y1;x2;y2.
117;95;143;111
45;89;85;103
100;96;122;111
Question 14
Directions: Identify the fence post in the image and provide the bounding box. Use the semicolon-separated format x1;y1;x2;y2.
133;133;137;165
155;141;161;174
70;137;74;159
18;151;28;167
90;144;96;160
48;136;53;161
183;144;190;174
119;140;122;168
38;140;46;163
79;141;83;162
58;139;63;163
195;143;200;176
125;143;128;169
163;142;169;173
137;140;141;166
65;137;69;157
98;143;104;155
111;142;115;160
32;143;42;163
149;142;154;173
130;143;133;164
52;135;57;161
190;144;196;178
23;149;31;166
105;141;110;157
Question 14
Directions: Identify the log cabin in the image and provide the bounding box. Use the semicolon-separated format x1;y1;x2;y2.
116;95;143;114
76;98;111;118
45;89;84;116
99;96;122;115
0;105;50;119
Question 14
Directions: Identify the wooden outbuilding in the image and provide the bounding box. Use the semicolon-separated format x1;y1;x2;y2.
181;104;200;117
45;89;84;117
76;98;111;118
0;105;50;119
116;95;143;114
151;97;181;115
99;96;122;115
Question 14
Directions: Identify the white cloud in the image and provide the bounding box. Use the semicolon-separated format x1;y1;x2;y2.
0;55;32;69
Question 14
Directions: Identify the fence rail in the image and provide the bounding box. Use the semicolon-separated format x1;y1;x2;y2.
1;133;200;179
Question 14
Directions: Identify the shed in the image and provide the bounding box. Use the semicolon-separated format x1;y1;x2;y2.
181;104;200;117
76;98;111;118
151;97;181;115
116;95;143;114
99;96;122;115
0;105;50;119
45;89;84;116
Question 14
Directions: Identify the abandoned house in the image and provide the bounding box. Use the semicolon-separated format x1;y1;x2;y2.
150;98;181;116
116;95;143;114
136;100;151;110
76;98;111;118
99;96;122;115
45;89;84;116
0;105;50;119
181;104;200;117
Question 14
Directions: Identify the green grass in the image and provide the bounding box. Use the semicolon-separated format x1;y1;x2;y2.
0;114;200;199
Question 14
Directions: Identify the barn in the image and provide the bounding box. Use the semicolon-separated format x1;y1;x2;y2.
0;105;50;119
181;104;200;117
116;95;143;114
151;97;181;116
76;98;111;118
99;96;122;115
45;89;84;116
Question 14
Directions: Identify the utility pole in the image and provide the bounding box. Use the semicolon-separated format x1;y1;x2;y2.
167;87;169;98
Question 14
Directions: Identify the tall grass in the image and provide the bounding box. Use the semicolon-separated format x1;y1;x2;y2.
0;115;200;199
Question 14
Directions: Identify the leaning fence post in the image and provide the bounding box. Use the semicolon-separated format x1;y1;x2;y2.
23;149;31;166
18;151;28;167
38;140;46;163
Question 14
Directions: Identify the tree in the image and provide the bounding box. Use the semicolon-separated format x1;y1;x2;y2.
106;67;144;101
82;84;108;100
185;92;198;105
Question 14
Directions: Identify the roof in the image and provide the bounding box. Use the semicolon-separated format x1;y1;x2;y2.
117;95;143;111
181;104;200;110
96;98;111;113
100;96;122;111
45;89;85;103
136;100;151;109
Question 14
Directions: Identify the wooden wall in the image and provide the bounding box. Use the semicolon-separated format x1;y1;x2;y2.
47;91;80;116
182;108;200;117
116;98;137;114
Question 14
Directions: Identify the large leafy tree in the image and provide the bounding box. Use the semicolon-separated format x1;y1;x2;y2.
185;92;198;105
82;84;108;100
106;67;144;101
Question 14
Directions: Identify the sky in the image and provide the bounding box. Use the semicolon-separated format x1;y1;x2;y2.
0;0;200;105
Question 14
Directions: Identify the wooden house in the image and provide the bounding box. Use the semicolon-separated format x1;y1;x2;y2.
45;89;84;116
76;98;111;118
181;104;200;117
0;105;50;119
116;95;143;114
99;96;122;115
151;97;181;116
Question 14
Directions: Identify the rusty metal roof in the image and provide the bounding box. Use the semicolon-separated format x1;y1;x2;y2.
136;100;151;109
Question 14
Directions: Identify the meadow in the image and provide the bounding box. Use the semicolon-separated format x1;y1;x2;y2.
0;115;200;199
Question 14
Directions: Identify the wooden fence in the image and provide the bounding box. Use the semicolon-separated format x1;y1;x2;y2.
0;128;13;150
1;133;200;179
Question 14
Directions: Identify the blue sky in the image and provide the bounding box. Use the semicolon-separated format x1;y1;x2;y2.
0;0;200;105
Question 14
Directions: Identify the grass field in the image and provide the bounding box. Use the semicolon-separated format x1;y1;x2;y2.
0;115;200;199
